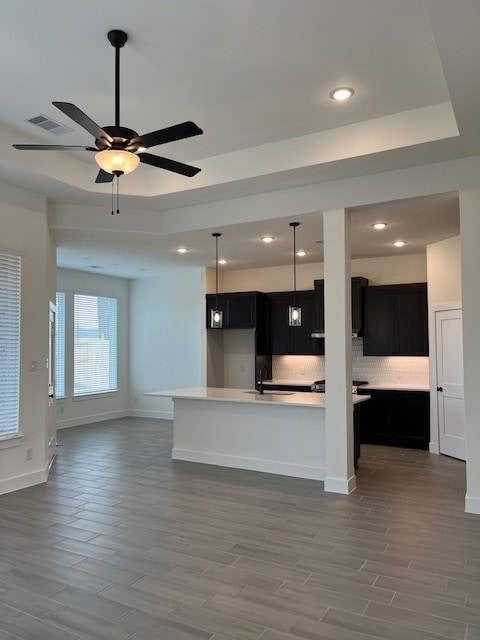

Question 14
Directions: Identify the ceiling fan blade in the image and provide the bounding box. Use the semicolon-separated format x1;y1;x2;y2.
53;102;113;144
13;144;97;151
95;169;114;183
131;122;203;150
138;153;201;177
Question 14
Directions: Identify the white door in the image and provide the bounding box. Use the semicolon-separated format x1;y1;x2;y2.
436;308;465;460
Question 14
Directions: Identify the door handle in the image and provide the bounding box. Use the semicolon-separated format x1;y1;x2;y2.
437;387;443;392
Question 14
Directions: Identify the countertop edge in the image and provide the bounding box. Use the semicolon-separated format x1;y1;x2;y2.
144;387;370;409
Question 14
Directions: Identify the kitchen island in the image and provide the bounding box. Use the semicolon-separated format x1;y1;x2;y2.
145;387;369;482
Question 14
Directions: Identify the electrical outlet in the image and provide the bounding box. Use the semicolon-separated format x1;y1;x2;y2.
25;447;33;460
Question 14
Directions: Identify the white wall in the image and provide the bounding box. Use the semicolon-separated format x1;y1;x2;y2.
219;254;427;293
129;266;205;419
0;183;56;494
426;236;462;305
222;330;256;389
56;268;130;429
460;190;480;513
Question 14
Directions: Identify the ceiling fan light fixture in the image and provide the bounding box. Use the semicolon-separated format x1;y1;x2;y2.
95;149;139;175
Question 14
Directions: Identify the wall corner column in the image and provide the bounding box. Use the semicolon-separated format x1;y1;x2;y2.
323;209;355;494
460;188;480;514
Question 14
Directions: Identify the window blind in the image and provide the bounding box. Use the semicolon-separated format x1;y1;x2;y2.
74;294;117;396
0;252;21;438
55;291;65;397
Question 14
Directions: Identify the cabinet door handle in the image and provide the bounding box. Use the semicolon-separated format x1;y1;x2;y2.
437;386;443;392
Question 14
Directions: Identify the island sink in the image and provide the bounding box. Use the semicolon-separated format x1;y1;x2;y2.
244;390;295;395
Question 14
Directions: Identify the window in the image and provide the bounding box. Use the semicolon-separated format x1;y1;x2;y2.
74;294;117;396
0;252;21;438
55;291;65;397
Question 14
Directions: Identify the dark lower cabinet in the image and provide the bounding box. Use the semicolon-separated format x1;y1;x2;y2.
354;404;361;469
357;389;430;449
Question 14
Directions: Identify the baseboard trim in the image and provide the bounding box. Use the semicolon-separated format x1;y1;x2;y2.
0;467;48;496
324;474;357;494
465;495;480;514
429;442;440;454
129;409;173;420
172;448;325;481
56;410;130;430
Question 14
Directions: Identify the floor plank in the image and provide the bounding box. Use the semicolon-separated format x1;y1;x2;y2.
0;417;476;640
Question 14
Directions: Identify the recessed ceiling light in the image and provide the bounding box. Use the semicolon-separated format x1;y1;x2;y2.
296;250;307;257
261;236;275;243
393;240;406;248
372;222;387;230
176;247;188;253
218;259;228;265
330;87;354;101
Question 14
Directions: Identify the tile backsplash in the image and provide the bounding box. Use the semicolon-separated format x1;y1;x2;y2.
272;338;429;386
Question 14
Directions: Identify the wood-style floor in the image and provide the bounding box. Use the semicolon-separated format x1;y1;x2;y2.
0;417;477;640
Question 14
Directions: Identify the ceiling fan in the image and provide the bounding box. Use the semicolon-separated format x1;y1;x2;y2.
13;30;203;184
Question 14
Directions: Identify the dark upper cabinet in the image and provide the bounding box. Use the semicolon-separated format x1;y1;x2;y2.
267;290;322;355
313;277;369;335
268;293;290;354
363;283;428;356
357;389;430;449
206;292;257;329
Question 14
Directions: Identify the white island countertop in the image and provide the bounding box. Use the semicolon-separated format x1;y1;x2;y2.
145;387;370;409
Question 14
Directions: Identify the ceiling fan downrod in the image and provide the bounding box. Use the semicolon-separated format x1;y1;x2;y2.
107;30;128;128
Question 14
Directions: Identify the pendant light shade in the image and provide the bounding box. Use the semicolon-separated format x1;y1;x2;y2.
211;232;223;328
288;222;302;327
95;149;140;175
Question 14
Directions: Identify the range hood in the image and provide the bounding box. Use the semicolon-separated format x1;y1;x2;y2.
311;276;368;339
311;330;360;338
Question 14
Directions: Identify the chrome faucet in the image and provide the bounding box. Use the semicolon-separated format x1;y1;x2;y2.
258;365;269;395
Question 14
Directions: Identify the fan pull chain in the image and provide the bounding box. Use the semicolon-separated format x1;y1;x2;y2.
111;175;120;214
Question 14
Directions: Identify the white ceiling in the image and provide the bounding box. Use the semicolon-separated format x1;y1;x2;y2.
0;0;475;276
54;192;459;278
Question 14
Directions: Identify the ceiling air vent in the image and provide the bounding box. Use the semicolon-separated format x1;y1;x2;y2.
25;114;73;136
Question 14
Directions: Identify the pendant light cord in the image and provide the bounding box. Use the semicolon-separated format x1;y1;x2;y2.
289;222;300;308
212;232;221;310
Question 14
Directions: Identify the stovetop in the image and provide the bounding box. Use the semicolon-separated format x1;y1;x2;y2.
311;380;369;393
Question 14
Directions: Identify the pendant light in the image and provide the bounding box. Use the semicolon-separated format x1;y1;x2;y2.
288;222;302;326
211;233;223;328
